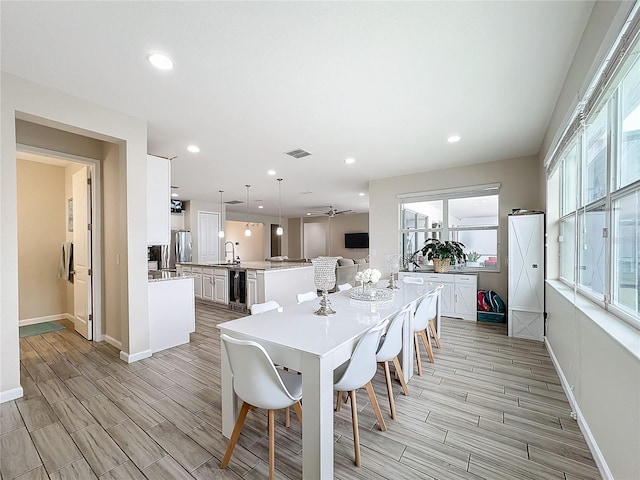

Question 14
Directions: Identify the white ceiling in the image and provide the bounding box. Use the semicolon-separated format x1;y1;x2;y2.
1;1;594;218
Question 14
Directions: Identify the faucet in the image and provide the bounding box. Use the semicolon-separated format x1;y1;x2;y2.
224;241;235;263
225;241;240;264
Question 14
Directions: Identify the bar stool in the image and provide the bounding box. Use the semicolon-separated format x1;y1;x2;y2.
412;285;443;374
296;291;317;304
250;300;280;315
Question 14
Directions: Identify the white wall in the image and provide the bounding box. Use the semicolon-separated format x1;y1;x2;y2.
369;155;541;298
540;2;640;478
16;160;67;320
1;73;149;402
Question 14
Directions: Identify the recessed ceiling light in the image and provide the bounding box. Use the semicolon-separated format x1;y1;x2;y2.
447;135;462;143
187;145;200;153
306;212;312;216
147;53;174;70
258;205;264;209
358;192;366;197
345;158;356;165
267;169;276;176
171;193;179;198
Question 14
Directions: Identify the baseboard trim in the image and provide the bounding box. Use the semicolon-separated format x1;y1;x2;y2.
545;338;613;480
19;313;73;327
119;349;152;363
0;387;24;404
104;335;122;350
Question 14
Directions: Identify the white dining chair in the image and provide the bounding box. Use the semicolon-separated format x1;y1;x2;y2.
412;285;443;374
296;291;317;304
337;283;353;291
220;334;303;480
402;276;424;284
375;305;411;419
250;300;281;315
334;321;388;467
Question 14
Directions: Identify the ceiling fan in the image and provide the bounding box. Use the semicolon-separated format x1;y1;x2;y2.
308;206;353;217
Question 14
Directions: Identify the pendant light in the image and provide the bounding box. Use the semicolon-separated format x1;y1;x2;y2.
244;184;252;237
218;190;225;238
276;178;284;236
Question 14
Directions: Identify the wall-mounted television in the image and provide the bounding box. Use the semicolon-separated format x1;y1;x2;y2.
345;232;369;249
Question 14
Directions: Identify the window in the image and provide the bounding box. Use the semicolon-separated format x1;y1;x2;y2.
399;185;499;270
552;33;640;327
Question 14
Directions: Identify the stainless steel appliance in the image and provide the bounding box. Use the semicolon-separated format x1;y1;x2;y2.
152;230;192;271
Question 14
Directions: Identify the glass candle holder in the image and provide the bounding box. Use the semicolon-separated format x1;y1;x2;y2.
312;257;338;316
384;253;401;290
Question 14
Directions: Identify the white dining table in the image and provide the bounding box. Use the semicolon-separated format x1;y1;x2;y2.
218;281;440;479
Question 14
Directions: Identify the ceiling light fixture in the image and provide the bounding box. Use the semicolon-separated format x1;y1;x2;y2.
358;192;366;197
267;169;276;176
218;190;225;238
171;193;179;198
344;158;356;165
187;145;200;153
276;178;284;236
258;205;264;209
244;185;252;237
306;212;311;216
447;135;462;143
147;52;174;70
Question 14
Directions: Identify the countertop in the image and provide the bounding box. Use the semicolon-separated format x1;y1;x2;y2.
148;271;197;283
178;261;312;271
400;269;479;275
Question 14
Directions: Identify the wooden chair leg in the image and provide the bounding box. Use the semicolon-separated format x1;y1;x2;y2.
420;329;435;363
292;401;303;425
221;402;251;468
285;407;290;427
429;320;441;349
414;333;423;376
364;382;387;432
348;390;361;467
392;356;410;396
380;361;396;419
336;391;343;412
268;409;275;480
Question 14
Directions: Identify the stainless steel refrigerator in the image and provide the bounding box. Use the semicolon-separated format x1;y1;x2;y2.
155;230;192;270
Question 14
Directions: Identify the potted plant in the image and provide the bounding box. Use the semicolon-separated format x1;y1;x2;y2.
466;251;481;267
414;238;467;273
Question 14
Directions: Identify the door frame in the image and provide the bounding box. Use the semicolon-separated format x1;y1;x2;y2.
16;143;103;342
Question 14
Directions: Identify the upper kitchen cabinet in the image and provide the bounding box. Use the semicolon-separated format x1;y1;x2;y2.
147;154;170;245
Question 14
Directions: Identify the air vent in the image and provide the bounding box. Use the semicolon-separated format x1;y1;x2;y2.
225;200;244;205
285;149;312;159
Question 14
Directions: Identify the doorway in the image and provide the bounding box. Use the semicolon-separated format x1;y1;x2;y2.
16;146;102;342
270;224;282;257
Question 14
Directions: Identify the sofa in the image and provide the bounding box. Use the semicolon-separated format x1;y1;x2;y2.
334;257;369;290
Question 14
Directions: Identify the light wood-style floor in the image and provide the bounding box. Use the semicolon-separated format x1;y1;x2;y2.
1;301;601;480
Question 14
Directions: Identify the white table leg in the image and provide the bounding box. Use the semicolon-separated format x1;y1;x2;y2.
400;312;414;382
300;352;334;479
221;339;238;438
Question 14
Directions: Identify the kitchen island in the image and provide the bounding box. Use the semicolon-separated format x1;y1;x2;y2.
148;271;196;352
177;261;315;312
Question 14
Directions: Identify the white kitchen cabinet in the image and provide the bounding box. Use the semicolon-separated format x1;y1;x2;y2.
214;269;229;305
192;267;203;299
508;213;545;340
147;154;170;245
202;267;214;302
399;271;477;321
246;270;258;309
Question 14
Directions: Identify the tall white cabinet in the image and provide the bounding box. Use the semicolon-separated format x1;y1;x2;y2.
147;154;171;245
508;212;545;340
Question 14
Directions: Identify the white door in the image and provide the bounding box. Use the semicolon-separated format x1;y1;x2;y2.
304;222;327;258
508;214;544;313
198;211;220;263
455;282;477;318
72;166;93;340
